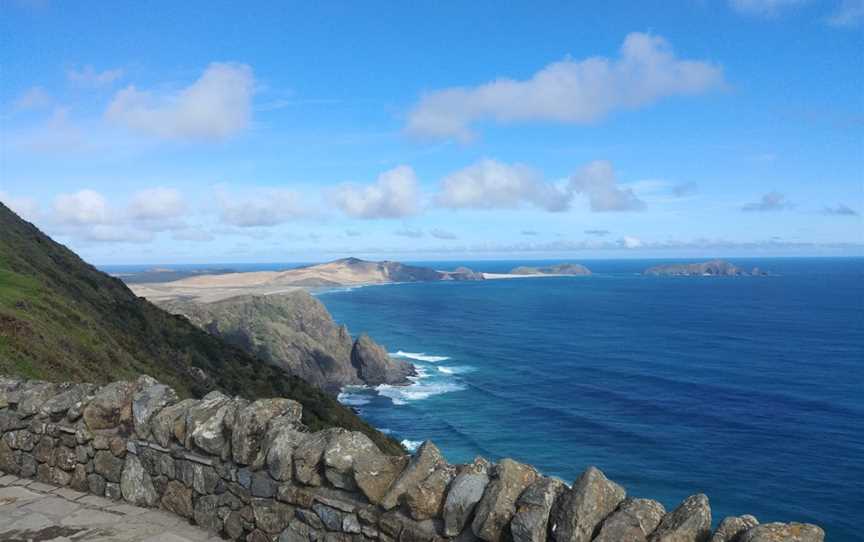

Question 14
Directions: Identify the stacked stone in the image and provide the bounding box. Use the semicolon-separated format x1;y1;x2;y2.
0;377;824;542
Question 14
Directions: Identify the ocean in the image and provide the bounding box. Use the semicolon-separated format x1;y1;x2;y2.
105;257;863;539
319;258;863;541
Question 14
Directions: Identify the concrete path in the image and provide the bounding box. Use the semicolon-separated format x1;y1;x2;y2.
0;474;220;542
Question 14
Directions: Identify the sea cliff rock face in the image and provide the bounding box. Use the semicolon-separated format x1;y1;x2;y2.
0;375;828;542
510;263;592;276
643;260;767;277
160;291;415;394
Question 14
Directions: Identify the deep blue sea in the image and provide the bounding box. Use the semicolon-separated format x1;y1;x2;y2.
108;257;864;540
316;258;863;541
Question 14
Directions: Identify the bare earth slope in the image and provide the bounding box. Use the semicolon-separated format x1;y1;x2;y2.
159;291;415;394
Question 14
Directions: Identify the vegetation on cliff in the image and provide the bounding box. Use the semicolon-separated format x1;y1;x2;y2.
0;203;402;454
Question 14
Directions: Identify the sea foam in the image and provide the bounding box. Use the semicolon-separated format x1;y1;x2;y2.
390;350;450;362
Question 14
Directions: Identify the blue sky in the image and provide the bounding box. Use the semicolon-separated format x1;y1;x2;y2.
1;0;862;264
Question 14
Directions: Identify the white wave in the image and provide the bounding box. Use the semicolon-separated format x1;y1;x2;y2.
337;391;371;407
376;380;466;405
390;350;450;363
401;439;422;452
437;365;474;375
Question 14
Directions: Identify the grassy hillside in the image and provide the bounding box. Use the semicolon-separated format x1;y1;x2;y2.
0;203;402;454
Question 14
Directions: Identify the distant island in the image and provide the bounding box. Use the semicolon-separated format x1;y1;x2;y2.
509;263;592;276
644;259;768;277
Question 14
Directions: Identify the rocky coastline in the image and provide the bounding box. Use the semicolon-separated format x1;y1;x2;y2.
643;260;768;277
0;376;824;542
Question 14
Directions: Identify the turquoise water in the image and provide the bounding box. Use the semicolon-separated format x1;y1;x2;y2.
314;258;864;541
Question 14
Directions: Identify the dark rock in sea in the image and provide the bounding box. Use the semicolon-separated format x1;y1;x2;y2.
737;522;824;542
551;465;625;542
510;263;592;276
648;493;711;542
643;260;769;277
710;514;759;542
352;334;416;386
593;497;665;542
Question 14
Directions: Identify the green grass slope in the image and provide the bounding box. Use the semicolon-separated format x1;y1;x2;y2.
0;203;401;454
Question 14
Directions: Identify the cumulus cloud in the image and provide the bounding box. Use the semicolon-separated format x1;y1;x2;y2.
129;187;186;220
729;0;808;16
67;65;124;87
0;191;41;222
106;62;254;141
741;191;791;211
217;187;310;227
53;189;111;225
823;203;859;216
621;236;644;248
13;86;52;110
430;228;458;240
825;0;864;27
333;165;420;219
406;32;724;141
569;160;645;212
584;229;611;236
172;228;214;242
437;159;570;211
394;227;424;238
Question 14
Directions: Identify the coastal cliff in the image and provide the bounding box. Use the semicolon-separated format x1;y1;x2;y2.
159;292;415;394
0;376;824;542
509;263;592;276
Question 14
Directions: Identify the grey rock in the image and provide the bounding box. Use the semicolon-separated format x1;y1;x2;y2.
17;382;60;416
121;454;159;507
380;440;444;510
132;378;179;439
737;522;824;542
294;429;338;486
511;477;566;542
40;383;97;418
710;515;759;542
314;502;345;531
648;494;711;542
188;392;233;456
232;398;302;466
105;481;122;500
551;466;625;542
594;498;666;542
351;333;415;386
93;450;125;482
191;462;221;494
252;498;295;534
0;438;20;475
83;381;135;430
404;464;456;521
472;458;539;542
280;522;318;542
343;513;362;534
88;473;106;495
323;429;381;490
0;411;27;432
53;446;77;471
151;398;197;448
161;479;194;518
2;429;35;451
251;470;279;498
354;452;408;506
194;494;222;531
267;425;306;481
20;453;37;478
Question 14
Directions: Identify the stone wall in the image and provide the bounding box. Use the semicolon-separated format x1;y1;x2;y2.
0;376;823;542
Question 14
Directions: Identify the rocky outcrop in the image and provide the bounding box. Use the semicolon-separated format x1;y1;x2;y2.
160;291;415;394
0;376;824;542
643;260;768;277
351;334;415;386
509;264;592;276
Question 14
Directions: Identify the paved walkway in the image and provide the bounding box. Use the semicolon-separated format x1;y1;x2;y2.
0;474;220;542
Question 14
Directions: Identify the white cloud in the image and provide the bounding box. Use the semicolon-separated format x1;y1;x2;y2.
129;187;186;220
218;187;310;227
67;65;124;87
333;165;420;219
394;227;424;238
106;62;254;141
406;32;724;141
569;160;645;212
0;191;41;222
80;224;153;244
172;228;215;242
822;203;859;216
436;159;570;211
430;228;458;240
825;0;864;27
53;189;111;225
13;86;52;110
621;236;643;248
729;0;808;16
741;191;791;211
